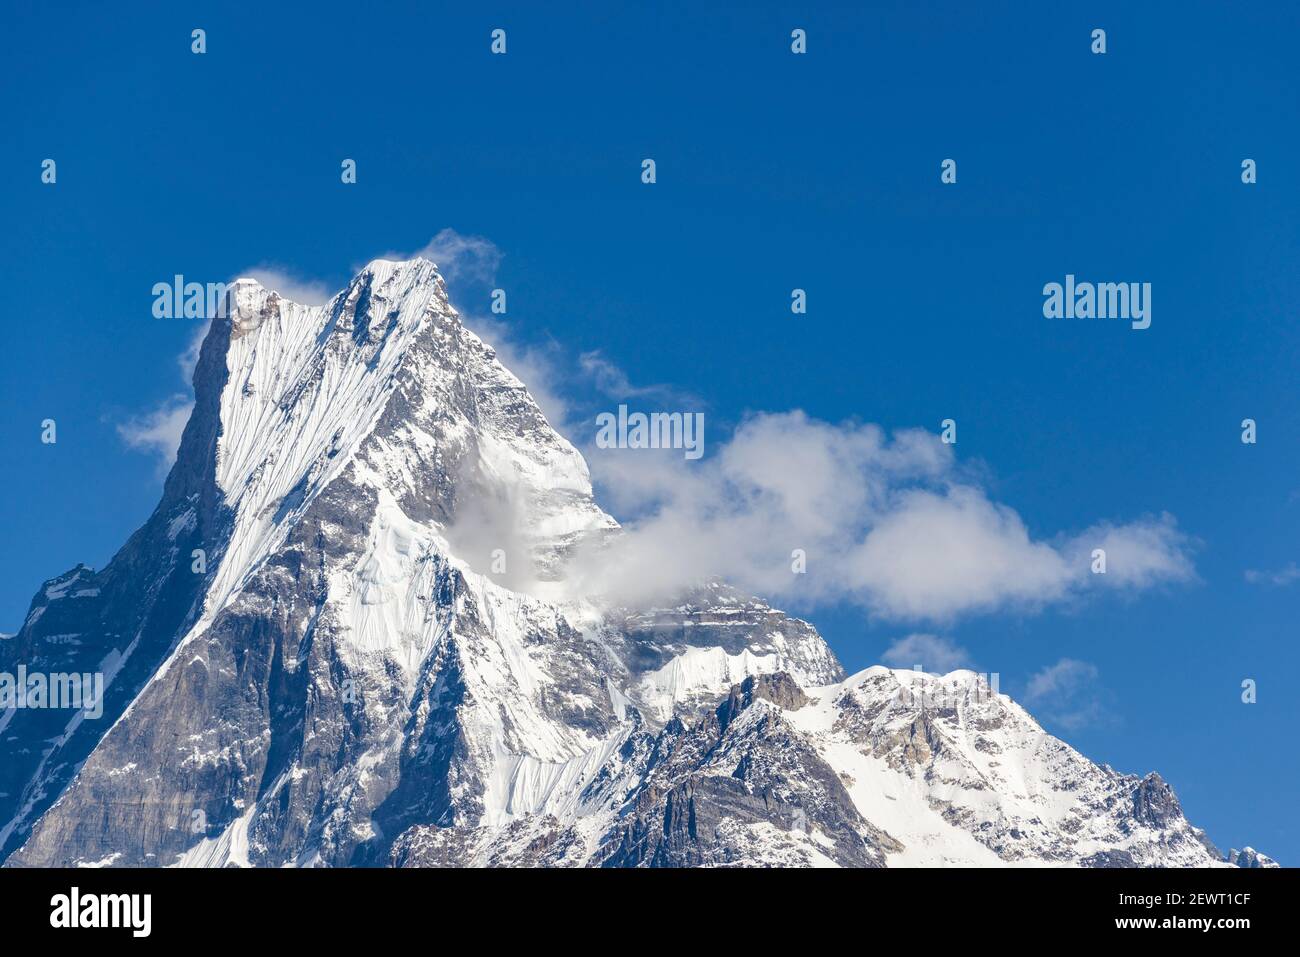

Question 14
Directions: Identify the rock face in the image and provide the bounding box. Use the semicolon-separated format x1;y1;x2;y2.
0;259;1271;868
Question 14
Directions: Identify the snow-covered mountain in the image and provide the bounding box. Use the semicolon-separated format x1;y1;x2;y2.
0;259;1272;868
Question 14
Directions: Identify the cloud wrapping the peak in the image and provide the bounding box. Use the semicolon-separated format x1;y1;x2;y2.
399;230;579;432
120;230;504;481
410;228;502;284
119;230;1198;630
564;411;1196;623
237;266;333;307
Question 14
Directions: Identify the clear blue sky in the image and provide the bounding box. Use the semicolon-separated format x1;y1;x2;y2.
1;1;1296;862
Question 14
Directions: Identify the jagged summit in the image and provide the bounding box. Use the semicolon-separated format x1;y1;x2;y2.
225;257;444;320
1228;846;1280;868
0;258;1273;869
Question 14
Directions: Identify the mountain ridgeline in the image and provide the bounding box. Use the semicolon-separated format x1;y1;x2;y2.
0;260;1273;868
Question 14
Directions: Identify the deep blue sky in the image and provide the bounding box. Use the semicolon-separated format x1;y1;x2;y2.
1;1;1296;863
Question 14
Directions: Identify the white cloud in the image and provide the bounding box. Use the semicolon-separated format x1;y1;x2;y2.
880;634;973;673
119;315;209;475
1073;518;1197;588
563;411;1196;623
116;393;193;475
846;487;1072;619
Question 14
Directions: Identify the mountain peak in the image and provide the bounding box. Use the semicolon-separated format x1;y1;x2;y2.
223;257;447;322
343;256;445;302
357;254;437;273
0;248;1272;871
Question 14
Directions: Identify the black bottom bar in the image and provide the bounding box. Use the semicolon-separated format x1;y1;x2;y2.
0;866;1288;943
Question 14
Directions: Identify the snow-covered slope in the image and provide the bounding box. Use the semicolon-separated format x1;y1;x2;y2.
789;668;1226;867
0;258;1269;868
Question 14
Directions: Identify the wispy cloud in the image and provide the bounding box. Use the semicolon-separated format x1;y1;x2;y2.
1023;658;1111;731
235;266;332;306
403;228;502;284
118;315;209;474
578;350;694;405
178;319;209;382
119;232;498;478
1245;563;1300;587
399;231;577;431
116;393;193;476
880;634;973;672
218;231;688;436
1025;658;1099;701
